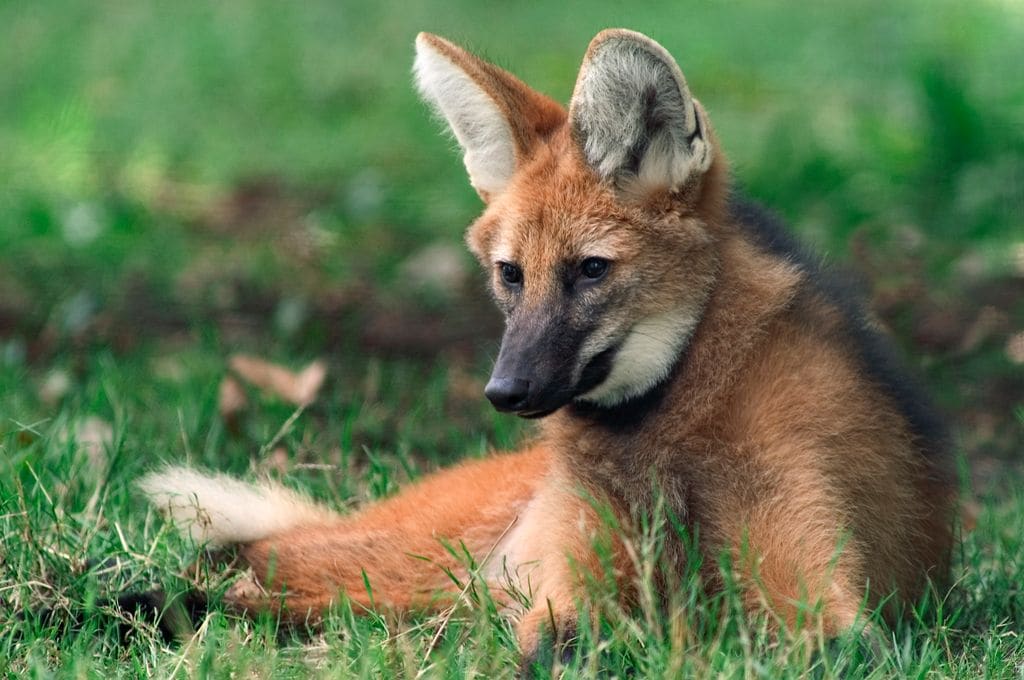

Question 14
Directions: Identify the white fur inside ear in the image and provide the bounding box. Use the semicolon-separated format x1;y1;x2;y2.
571;34;711;193
577;309;698;407
414;36;516;196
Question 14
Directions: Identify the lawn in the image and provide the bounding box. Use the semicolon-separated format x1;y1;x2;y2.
1;0;1023;677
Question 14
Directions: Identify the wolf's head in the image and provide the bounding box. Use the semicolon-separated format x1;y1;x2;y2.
415;29;727;418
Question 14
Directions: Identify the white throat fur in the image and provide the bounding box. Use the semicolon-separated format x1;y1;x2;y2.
577;309;698;407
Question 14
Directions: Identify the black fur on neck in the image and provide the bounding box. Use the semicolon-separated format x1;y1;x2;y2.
567;343;689;432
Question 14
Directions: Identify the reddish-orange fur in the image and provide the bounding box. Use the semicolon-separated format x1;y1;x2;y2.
236;446;552;614
154;30;955;659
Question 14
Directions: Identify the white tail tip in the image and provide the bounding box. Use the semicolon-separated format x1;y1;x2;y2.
138;466;336;545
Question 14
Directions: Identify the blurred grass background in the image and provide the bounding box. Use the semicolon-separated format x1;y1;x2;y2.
1;0;1023;675
3;0;1021;466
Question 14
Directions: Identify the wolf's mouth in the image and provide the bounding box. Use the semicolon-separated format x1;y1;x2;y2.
517;407;559;419
509;344;622;420
575;344;620;395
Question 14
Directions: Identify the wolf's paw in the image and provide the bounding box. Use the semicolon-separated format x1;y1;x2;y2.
516;607;579;678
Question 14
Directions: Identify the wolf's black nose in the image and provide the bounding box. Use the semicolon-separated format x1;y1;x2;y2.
484;377;531;412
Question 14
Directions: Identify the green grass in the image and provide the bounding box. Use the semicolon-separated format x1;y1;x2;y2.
2;375;1023;677
2;0;1023;676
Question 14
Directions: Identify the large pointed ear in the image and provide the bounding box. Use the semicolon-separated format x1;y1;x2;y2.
569;29;713;196
414;33;566;201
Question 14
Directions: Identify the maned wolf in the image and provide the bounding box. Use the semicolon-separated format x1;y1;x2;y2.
140;29;955;663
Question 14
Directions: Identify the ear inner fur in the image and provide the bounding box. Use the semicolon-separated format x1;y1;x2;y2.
414;33;566;198
568;28;713;195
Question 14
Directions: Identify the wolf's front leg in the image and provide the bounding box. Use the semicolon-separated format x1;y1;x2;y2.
497;472;631;671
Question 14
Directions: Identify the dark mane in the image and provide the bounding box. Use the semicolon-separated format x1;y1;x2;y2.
729;193;951;461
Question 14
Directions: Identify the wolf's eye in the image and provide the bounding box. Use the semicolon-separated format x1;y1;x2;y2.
499;262;523;286
580;257;609;280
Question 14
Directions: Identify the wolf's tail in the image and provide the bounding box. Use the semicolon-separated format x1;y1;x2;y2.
138;466;338;545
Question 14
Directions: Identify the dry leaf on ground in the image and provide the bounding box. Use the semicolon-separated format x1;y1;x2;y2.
38;369;71;406
218;374;249;428
58;416;113;470
228;354;327;406
960;499;981;533
1006;331;1024;365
